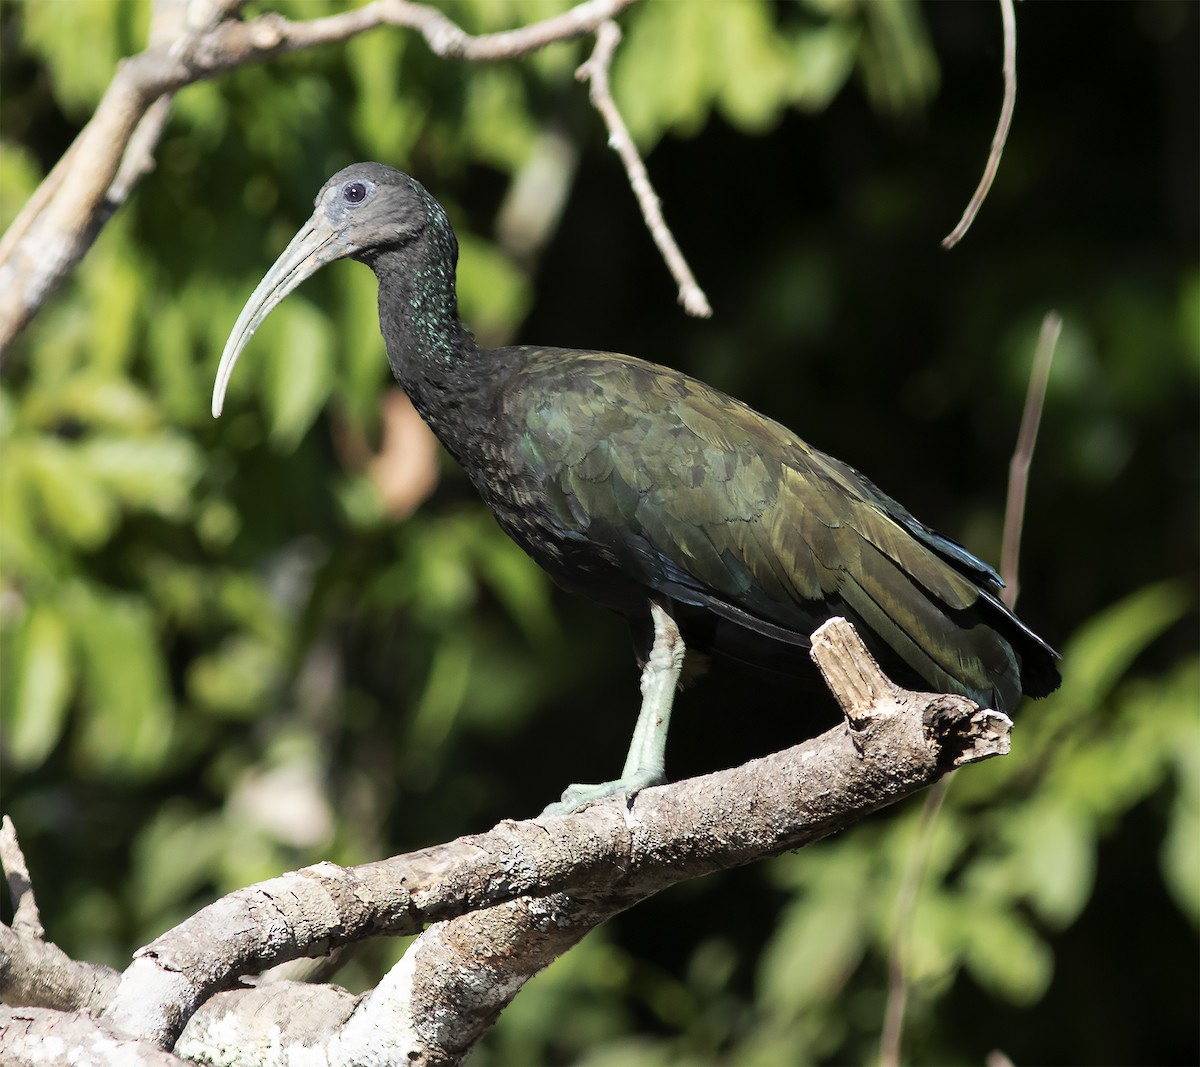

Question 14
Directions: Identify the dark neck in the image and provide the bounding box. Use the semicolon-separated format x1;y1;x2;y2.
369;225;486;445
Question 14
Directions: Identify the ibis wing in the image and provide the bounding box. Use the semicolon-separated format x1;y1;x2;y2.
509;351;1039;711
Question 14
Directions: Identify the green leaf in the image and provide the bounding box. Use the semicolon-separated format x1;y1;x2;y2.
456;233;532;348
1157;659;1200;925
472;523;555;645
1004;800;1096;929
0;144;41;231
1056;582;1190;713
24;373;161;433
858;0;939;116
962;907;1053;1005
787;22;861;112
6;603;74;768
187;633;281;720
81;225;144;375
77;433;203;520
72;587;173;775
333;267;390;428
711;0;795;131
408;637;474;749
464;66;537;173
130;801;226;920
263;298;334;449
22;438;119;549
22;0;148;116
347;30;423;164
614;1;715;142
758;846;872;1011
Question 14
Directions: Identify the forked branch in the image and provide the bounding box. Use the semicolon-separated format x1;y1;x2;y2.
2;618;1008;1064
0;0;640;362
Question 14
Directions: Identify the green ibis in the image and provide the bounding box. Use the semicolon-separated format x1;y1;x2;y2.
213;163;1060;811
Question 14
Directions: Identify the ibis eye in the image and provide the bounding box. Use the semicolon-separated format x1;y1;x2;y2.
343;181;368;205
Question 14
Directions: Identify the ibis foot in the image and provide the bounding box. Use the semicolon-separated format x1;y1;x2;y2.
541;602;685;816
541;767;667;816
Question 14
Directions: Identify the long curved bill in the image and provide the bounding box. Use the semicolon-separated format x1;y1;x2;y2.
212;210;347;417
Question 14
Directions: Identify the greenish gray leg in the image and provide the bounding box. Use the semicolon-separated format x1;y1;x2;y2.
543;603;686;815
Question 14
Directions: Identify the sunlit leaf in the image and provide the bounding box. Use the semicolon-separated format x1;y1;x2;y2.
758;845;873;1011
5;602;74;768
787;22;861;112
1154;659;1200;925
0;144;41;231
263;298;335;449
408;637;473;749
22;0;148;115
464;66;538;173
187;633;280;719
472;523;556;645
77;433;203;519
23;373;161;433
130;801;227;920
22;438;119;548
346;30;423;165
456;233;532;348
962;907;1053;1005
72;587;173;775
1054;582;1190;714
857;0;939;116
1002;799;1096;929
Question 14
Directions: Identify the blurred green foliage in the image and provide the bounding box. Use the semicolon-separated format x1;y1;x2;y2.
1;1;1196;1064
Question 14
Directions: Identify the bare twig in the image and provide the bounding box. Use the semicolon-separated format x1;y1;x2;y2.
1000;310;1061;607
576;21;712;318
188;0;640;69
1;816;43;941
878;310;1059;1065
877;775;950;1067
941;0;1017;249
0;0;639;361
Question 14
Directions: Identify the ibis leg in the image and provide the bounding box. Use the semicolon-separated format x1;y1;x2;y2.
543;603;686;815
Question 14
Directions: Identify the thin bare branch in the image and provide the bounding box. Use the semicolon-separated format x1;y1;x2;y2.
878;308;1059;1065
1000;310;1061;608
576;21;713;318
186;0;639;71
0;0;639;361
1;817;43;942
942;0;1017;249
877;775;951;1067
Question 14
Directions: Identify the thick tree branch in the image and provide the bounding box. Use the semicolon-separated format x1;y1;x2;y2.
0;925;120;1017
0;818;121;1015
37;616;1007;1060
0;1007;187;1067
1;619;1011;1062
0;0;639;362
